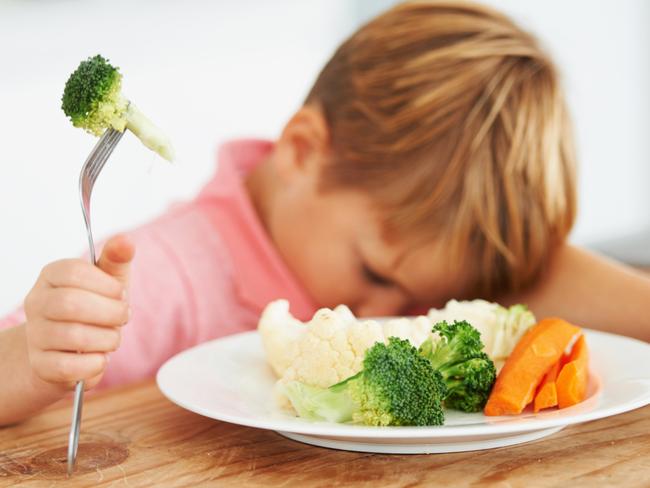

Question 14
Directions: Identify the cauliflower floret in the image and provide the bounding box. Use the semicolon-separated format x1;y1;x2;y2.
259;301;362;377
258;299;305;377
259;300;440;389
281;309;385;387
332;304;357;325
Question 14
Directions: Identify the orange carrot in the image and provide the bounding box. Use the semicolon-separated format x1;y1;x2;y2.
533;360;561;412
484;318;582;416
556;335;589;408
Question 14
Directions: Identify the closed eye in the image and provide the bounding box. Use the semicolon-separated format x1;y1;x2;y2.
362;264;393;287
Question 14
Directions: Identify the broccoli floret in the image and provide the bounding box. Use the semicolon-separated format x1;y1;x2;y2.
61;54;174;161
61;55;126;135
283;337;446;426
419;320;496;413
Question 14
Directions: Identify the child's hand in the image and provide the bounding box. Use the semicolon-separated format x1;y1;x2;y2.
23;234;135;391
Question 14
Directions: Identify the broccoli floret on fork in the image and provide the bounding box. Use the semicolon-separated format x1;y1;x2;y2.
62;54;174;161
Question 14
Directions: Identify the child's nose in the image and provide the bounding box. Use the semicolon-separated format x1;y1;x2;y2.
353;291;411;318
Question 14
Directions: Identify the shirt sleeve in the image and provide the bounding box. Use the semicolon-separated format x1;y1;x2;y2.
0;307;26;330
98;198;247;388
97;246;182;385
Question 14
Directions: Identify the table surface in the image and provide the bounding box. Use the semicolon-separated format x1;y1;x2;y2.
1;381;649;487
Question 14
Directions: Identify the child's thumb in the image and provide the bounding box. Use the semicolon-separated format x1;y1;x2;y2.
97;234;135;287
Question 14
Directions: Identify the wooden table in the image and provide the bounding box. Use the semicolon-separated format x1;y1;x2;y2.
1;381;649;487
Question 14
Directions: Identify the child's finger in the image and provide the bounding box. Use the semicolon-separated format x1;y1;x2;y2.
40;259;125;300
42;288;130;327
32;351;108;384
35;321;121;353
97;234;135;288
83;371;105;391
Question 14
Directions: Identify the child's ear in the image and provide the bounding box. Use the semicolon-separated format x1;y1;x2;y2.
274;104;330;182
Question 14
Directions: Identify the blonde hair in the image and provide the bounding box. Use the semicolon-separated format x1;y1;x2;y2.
306;0;577;297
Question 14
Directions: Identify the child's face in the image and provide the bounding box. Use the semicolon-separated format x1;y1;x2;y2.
247;107;468;317
269;184;465;317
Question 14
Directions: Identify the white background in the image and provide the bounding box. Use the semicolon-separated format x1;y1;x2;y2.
0;0;648;314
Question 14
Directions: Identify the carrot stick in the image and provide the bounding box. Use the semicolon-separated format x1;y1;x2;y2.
484;318;582;416
556;335;589;408
533;360;561;413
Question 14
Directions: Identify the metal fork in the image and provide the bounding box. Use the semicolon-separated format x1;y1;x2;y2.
67;127;124;476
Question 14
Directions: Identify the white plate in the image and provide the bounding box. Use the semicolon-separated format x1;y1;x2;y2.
156;329;650;454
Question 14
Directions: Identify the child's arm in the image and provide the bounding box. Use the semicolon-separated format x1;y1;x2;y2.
502;244;650;341
0;236;133;426
0;324;72;424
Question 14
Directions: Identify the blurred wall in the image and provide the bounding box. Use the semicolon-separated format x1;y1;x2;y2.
0;0;648;313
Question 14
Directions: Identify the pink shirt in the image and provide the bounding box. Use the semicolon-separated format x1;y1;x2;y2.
0;139;319;387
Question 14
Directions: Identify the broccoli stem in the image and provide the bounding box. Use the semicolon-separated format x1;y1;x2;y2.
283;381;357;423
125;103;175;162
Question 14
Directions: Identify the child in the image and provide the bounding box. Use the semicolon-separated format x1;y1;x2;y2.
1;1;648;425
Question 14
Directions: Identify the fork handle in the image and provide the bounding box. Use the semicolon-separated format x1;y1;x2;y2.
67;380;84;474
68;193;96;475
